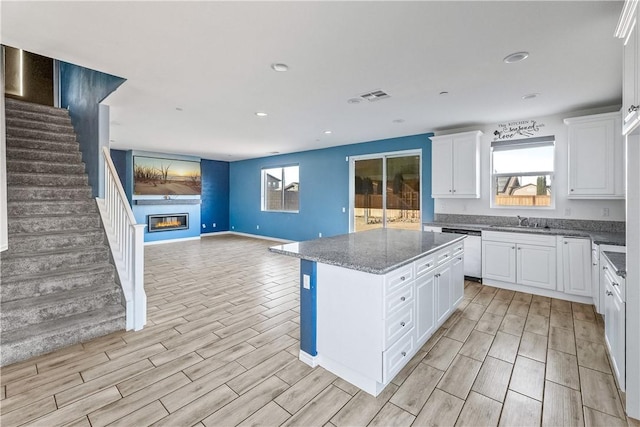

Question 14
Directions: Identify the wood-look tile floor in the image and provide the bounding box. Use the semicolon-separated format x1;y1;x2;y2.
1;234;638;427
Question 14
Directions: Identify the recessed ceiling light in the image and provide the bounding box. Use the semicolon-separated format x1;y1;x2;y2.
175;107;183;111
347;98;362;104
522;93;540;100
271;63;289;72
392;119;405;124
255;112;268;117
269;151;280;154
503;51;529;64
324;130;332;135
439;91;449;96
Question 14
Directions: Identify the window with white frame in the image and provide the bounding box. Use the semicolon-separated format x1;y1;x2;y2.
262;165;299;212
491;136;555;208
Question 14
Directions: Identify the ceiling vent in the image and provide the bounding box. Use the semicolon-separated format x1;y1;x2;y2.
359;90;390;102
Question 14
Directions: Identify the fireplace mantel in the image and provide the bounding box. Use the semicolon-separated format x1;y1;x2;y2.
134;199;201;205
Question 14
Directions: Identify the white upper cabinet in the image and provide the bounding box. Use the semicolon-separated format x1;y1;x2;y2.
617;0;640;135
431;131;482;198
564;112;624;199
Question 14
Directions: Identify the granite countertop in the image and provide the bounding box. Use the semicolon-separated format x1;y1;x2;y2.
423;221;625;246
603;251;627;279
269;228;465;275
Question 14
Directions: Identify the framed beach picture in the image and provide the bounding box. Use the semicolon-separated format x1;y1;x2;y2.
133;156;201;196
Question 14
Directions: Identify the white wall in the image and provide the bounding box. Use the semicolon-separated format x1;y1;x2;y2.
1;48;8;252
434;107;625;221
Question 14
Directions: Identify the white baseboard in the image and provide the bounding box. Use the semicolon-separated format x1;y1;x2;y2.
200;231;232;238
144;236;201;246
299;350;319;367
226;231;293;244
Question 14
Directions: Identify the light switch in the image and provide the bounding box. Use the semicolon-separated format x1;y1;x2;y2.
303;274;311;290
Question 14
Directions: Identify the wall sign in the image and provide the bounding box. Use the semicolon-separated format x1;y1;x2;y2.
493;119;546;140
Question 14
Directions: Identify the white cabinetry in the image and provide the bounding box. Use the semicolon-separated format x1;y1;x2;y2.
617;0;640;135
592;243;601;312
602;254;626;390
316;240;464;396
482;231;556;291
561;237;592;297
431;131;482;198
564;112;624;199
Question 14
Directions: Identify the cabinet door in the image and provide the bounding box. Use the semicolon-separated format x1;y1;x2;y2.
452;134;479;198
562;238;592;297
415;272;435;345
623;14;639;134
613;291;626;390
431;138;453;197
435;265;452;325
592;244;602;313
604;279;616;359
451;254;464;306
482;241;516;283
517;244;556;290
568;119;616;197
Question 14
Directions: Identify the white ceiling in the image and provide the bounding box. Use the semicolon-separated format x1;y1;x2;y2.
1;1;624;161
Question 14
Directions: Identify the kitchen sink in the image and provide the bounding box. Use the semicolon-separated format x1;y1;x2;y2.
489;225;552;233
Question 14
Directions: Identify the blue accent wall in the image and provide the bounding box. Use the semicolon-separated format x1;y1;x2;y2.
229;133;434;241
60;62;125;197
299;259;317;357
201;159;230;234
111;149;127;190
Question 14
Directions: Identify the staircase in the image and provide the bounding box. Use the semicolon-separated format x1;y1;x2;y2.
1;97;125;367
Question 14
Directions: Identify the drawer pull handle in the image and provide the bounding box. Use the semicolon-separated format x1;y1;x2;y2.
457;257;463;261
401;351;407;357
400;296;406;302
401;276;406;281
426;263;431;268
435;273;440;278
401;322;406;327
603;266;608;270
593;263;597;266
613;282;619;287
511;247;515;250
629;105;639;113
443;254;449;258
606;291;613;296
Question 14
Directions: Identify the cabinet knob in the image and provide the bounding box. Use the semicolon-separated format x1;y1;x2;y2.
400;276;405;281
453;189;456;193
457;257;463;261
401;351;407;357
603;266;608;270
443;254;449;258
400;296;406;302
448;189;452;193
629;105;639;113
564;241;568;245
511;247;515;250
571;189;574;192
593;263;597;266
606;291;613;296
435;273;440;278
613;282;619;287
518;247;521;250
401;322;406;327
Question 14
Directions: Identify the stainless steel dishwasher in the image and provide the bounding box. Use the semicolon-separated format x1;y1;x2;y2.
441;227;482;281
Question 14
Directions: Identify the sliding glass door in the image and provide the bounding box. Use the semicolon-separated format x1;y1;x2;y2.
351;151;421;232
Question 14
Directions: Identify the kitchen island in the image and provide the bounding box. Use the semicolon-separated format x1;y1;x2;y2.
269;228;466;396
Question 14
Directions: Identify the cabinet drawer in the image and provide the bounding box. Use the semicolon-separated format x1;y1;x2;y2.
382;328;415;383
452;242;464;256
384;281;414;318
604;267;626;301
385;265;414;295
437;249;453;265
416;255;436;277
384;305;415;349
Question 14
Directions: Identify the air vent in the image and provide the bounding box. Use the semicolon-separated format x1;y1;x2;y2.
359;90;390;102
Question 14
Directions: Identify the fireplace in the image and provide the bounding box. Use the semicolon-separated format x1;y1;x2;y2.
147;213;189;232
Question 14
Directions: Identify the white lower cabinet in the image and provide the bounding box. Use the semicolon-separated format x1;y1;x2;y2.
316;240;464;396
602;254;626;390
561;237;592;297
483;232;556;291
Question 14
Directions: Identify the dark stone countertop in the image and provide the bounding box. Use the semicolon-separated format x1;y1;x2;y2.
269;228;465;275
603;251;627;279
423;222;625;246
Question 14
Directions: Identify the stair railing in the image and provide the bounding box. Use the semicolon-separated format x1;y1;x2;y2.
96;146;146;331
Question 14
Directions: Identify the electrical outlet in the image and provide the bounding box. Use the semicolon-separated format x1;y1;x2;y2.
231;226;235;230
342;207;346;213
564;208;571;216
213;223;216;228
202;224;206;228
319;232;322;238
602;208;610;217
256;225;260;230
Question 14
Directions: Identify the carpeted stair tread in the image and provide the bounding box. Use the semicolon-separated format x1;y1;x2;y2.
6;137;81;152
7;228;106;253
0;305;125;366
8;185;93;202
1;264;116;302
7;159;86;175
5;108;72;125
7;213;102;234
4;98;71;117
1;286;123;332
6;116;75;133
7;172;88;187
1;245;111;277
6;147;83;162
6;127;78;143
7;200;98;217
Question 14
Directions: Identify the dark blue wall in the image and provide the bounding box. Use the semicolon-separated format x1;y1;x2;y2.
60;62;125;197
229;133;434;242
201;159;230;233
111;149;127;190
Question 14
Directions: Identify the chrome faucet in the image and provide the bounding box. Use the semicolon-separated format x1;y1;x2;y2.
517;215;529;227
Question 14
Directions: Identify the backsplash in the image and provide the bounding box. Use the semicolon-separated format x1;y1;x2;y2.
433;214;625;233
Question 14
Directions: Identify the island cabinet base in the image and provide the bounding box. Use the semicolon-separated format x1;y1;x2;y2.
313;243;464;396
